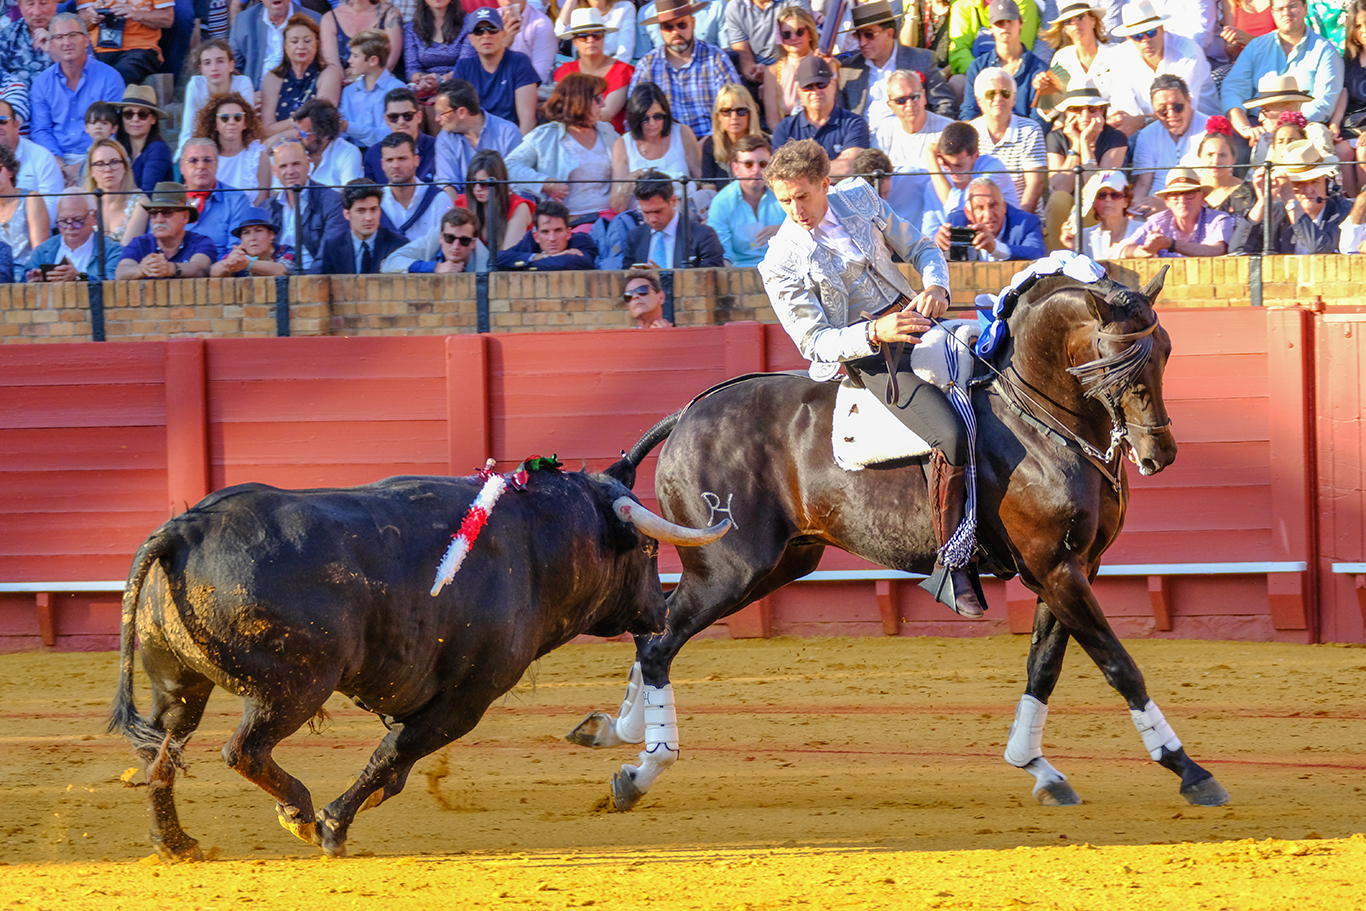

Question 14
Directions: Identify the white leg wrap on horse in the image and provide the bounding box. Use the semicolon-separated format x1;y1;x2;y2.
1020;756;1068;791
1131;699;1182;760
622;684;679;792
1003;694;1048;767
614;662;646;744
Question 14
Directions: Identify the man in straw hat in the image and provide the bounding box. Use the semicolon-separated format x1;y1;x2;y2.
1094;0;1217;136
115;181;218;280
1220;0;1342;140
838;0;955;127
1232;139;1348;254
636;0;728;57
76;0;172;86
29;11;125;174
757;138;987;620
1241;73;1336;166
629;0;742;139
1117;167;1233;258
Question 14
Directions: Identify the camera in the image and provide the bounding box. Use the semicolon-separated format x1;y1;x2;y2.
95;7;126;50
947;226;976;262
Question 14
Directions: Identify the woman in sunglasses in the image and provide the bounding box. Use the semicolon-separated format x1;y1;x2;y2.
454;149;534;252
0;144;48;280
262;14;343;140
554;7;634;134
1032;1;1112;124
177;39;256;162
193;93;269;204
81;139;150;244
610;83;699;213
701;84;766;189
763;6;833;124
555;0;636;63
115;86;172;194
1059;169;1142;260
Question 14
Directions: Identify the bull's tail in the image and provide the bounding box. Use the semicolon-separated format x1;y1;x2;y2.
626;410;683;467
107;529;178;763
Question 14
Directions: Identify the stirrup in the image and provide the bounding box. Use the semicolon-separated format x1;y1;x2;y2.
920;565;987;619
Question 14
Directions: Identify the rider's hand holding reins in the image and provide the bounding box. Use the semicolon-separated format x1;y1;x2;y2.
869;285;947;345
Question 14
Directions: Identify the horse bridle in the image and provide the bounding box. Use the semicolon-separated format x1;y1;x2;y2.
935;311;1168;494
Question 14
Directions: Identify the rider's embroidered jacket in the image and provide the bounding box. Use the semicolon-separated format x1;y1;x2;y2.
759;178;951;382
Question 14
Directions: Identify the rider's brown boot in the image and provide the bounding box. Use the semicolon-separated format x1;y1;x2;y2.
930;450;986;619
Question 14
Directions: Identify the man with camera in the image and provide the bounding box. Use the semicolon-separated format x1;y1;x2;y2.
77;0;173;86
934;176;1044;262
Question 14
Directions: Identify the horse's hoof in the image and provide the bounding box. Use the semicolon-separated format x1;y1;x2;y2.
1034;779;1083;807
153;832;204;863
1181;776;1230;807
566;712;618;748
610;769;645;812
276;807;318;845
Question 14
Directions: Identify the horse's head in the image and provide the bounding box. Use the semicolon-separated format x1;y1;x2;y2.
1072;266;1178;476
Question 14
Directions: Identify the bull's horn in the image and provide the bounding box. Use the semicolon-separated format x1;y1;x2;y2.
612;497;731;547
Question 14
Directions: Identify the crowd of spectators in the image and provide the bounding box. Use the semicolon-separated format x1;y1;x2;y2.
5;0;1366;297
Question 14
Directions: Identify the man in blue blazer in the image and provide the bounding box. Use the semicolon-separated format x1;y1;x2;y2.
624;170;724;269
934;176;1044;262
836;0;956;122
314;179;408;275
230;0;322;90
266;139;344;272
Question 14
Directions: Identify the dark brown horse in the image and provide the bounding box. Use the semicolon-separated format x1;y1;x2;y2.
568;265;1232;814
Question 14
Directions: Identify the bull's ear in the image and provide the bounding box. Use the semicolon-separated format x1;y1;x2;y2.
603;457;637;489
1140;264;1170;305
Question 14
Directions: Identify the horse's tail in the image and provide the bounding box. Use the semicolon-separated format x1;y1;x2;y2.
626;410;683;467
108;527;179;763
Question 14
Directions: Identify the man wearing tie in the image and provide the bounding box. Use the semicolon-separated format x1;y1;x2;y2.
625;170;725;269
758;139;983;620
316;179;408;275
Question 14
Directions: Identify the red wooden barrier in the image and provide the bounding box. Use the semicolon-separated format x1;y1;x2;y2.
2;308;1362;650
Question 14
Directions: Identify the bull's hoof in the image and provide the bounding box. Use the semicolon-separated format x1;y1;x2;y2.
1181;776;1230;807
610;769;645;812
1033;779;1083;807
566;712;618;749
152;831;204;863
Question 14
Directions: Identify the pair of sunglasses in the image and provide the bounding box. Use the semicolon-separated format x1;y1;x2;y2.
387;110;418;123
472;24;501;35
217;112;245;123
122;109;154;121
442;233;475;246
780;26;808;40
890;93;923;105
622;286;653;301
1127;27;1160;41
982;89;1013;101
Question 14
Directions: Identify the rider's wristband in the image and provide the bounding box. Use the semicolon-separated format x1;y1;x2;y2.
866;319;880;352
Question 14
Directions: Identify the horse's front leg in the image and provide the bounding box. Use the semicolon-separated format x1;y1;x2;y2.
1040;567;1231;807
1004;602;1083;807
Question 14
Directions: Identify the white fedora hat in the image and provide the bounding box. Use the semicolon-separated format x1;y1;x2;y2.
564;6;620;36
1274;139;1339;182
1111;0;1171;37
1244;73;1314;109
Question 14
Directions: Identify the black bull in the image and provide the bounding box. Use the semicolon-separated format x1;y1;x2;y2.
570;267;1233;813
109;464;727;860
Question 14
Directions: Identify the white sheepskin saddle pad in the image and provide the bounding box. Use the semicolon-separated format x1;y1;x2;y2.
832;320;980;471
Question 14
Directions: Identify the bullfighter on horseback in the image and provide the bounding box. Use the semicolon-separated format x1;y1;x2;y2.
758;139;984;619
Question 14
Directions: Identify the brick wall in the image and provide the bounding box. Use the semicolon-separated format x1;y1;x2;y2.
2;256;1361;343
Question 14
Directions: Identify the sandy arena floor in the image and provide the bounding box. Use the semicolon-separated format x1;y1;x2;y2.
2;635;1364;909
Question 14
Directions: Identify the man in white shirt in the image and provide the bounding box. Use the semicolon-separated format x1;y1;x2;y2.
0;99;62;222
1131;73;1208;204
294;97;362;188
378;133;453;241
1095;0;1218;134
874;70;953;172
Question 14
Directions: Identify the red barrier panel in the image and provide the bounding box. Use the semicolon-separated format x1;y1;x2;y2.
1;309;1361;649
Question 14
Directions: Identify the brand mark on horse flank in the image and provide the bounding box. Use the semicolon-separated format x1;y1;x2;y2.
701;492;739;531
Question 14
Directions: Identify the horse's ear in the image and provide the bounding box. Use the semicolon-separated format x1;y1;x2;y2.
1140;265;1171;304
1083;289;1113;324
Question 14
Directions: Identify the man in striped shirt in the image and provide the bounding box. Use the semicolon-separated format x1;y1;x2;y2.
629;0;740;140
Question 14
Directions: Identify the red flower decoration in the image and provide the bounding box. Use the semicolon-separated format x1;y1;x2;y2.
1204;115;1233;137
1276;110;1308;129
